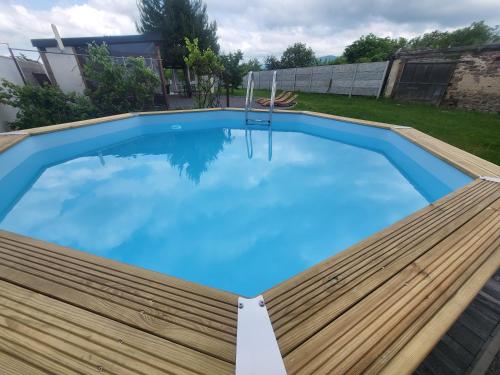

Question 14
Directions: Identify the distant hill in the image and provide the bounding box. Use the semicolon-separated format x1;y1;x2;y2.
318;55;337;63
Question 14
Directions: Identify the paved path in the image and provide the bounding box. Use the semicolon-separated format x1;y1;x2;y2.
166;95;267;110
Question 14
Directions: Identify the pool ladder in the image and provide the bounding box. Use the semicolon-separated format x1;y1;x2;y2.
244;70;275;161
245;70;277;126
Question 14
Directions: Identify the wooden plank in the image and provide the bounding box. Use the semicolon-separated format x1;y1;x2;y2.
0;134;28;153
139;108;223;116
0;230;239;364
429;342;467;374
0;349;49;375
0;240;237;328
0;249;236;337
0;335;81;375
394;127;500;178
268;181;494;316
267;181;499;355
343;215;499;373
0;229;236;307
282;204;499;373
368;248;500;373
468;319;500;374
0;261;236;363
459;309;496;340
269;182;488;326
439;335;475;370
265;179;486;307
380;246;500;374
25;113;136;135
447;322;485;356
0;280;234;374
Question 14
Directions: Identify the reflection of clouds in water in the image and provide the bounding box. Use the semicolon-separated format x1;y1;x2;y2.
0;127;429;294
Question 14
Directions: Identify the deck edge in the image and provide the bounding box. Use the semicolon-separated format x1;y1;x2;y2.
380;251;500;375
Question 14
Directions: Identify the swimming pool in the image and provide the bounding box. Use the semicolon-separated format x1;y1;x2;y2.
0;110;472;296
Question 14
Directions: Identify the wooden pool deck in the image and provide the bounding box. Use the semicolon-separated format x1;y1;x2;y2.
0;109;499;374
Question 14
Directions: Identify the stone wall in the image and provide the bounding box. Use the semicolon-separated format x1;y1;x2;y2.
388;44;500;113
441;50;500;113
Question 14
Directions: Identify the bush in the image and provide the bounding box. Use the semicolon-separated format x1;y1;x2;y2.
0;80;96;130
184;38;223;108
126;57;160;111
84;43;160;116
0;43;161;130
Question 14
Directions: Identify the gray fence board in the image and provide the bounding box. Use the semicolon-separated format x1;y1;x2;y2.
243;61;389;97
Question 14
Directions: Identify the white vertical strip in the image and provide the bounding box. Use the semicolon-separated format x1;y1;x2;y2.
236;295;287;375
377;60;390;99
480;176;500;183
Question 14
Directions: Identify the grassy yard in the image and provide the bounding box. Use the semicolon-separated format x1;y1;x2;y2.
233;88;500;165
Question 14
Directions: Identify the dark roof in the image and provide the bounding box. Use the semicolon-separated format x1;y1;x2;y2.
31;33;163;49
394;43;500;58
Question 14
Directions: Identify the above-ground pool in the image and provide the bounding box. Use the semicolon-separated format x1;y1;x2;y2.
0;110;472;296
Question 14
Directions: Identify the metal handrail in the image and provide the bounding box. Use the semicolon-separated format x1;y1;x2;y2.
245;72;255;123
268;71;277;124
245;70;276;126
245;128;253;159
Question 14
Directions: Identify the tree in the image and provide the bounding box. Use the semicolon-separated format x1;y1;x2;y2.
220;50;244;89
343;34;408;63
264;43;317;70
83;43;159;116
280;42;317;68
264;55;281;70
409;21;500;49
126;58;161;110
241;58;261;74
184;38;223;108
328;55;348;65
137;0;218;68
220;50;243;105
0;80;95;130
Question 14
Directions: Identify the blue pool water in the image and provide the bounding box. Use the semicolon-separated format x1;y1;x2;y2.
0;111;472;296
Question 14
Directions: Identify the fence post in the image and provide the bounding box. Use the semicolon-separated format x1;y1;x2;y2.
293;68;297;91
155;45;169;107
328;65;335;93
309;67;313;92
7;46;26;85
349;64;359;98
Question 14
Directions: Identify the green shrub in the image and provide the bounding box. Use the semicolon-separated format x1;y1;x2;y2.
184;38;223;108
0;43;161;130
126;57;160;111
84;43;160;115
0;80;96;130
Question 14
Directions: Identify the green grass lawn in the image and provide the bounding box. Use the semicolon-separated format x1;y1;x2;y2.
233;88;500;165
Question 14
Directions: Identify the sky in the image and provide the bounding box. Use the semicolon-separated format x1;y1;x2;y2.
0;0;499;60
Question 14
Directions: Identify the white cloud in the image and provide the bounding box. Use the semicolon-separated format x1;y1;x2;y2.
0;0;499;59
0;0;138;55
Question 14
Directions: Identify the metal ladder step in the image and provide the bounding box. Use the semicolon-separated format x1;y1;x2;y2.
245;70;277;126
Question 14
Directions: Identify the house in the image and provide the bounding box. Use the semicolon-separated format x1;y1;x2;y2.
31;33;167;102
0;55;50;132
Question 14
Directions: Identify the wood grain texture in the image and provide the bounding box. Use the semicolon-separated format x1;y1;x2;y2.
0;280;234;375
412;270;500;375
262;179;500;374
0;229;238;365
